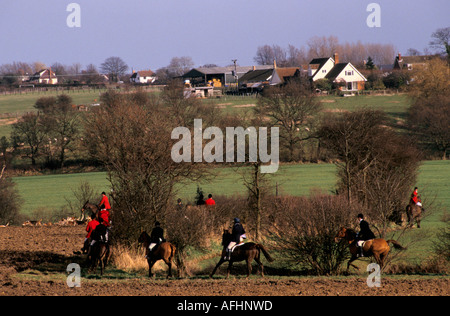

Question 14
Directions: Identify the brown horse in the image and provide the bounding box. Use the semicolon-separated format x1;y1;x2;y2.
138;231;176;278
405;202;424;228
88;241;110;276
335;227;405;274
81;201;100;220
210;229;274;279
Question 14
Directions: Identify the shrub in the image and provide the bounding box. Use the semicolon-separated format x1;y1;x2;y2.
268;192;361;275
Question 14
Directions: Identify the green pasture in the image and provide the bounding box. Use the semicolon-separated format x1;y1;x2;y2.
13;160;448;217
0;91;411;138
207;93;411;118
0;89;105;114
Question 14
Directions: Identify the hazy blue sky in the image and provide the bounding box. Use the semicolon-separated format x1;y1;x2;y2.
0;0;448;71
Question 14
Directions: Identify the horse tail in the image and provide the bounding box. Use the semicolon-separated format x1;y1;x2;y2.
170;243;176;261
386;240;406;250
257;244;274;263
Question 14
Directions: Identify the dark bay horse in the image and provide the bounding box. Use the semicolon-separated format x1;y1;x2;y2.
405;202;424;228
88;241;110;276
335;227;405;274
138;231;176;278
210;230;274;279
81;201;100;220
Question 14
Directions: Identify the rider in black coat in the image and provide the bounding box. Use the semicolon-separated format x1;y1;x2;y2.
231;219;246;243
356;213;376;257
225;218;246;260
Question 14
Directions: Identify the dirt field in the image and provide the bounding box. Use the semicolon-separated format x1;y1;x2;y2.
0;226;448;296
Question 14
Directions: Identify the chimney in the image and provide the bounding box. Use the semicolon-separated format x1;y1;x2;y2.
333;53;339;64
398;52;402;61
252;65;256;71
273;59;277;69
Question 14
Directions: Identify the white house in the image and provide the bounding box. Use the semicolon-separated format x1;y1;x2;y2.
309;53;367;91
130;70;156;84
29;69;58;85
309;57;335;80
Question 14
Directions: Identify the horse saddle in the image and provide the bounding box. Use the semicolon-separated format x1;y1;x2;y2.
231;242;245;252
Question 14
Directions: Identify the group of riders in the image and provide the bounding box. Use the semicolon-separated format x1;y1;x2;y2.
82;187;422;262
81;192;111;258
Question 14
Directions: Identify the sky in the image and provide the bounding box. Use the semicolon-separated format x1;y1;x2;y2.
0;0;448;72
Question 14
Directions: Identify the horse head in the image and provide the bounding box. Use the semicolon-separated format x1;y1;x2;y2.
138;231;149;244
221;229;231;247
335;227;356;243
334;227;346;243
81;200;89;212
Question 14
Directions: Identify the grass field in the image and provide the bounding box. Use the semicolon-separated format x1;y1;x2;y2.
0;91;412;138
13;160;448;217
0;89;107;138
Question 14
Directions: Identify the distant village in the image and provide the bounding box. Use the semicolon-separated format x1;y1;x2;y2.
0;50;444;98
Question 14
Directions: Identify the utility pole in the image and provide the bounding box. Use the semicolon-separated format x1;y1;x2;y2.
232;59;238;92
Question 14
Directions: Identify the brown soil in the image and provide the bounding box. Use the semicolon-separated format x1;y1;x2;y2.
0;226;448;296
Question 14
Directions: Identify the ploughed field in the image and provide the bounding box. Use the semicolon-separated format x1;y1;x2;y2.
0;225;448;296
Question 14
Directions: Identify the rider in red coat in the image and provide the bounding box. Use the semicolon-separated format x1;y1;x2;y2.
86;217;100;238
205;194;216;206
410;187;419;204
82;216;99;253
99;192;111;210
98;192;111;227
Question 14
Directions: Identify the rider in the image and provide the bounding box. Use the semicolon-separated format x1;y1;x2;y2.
86;216;108;259
82;214;99;254
99;191;111;211
225;218;246;261
147;221;165;258
410;187;421;206
356;214;376;257
205;194;216;206
98;192;111;239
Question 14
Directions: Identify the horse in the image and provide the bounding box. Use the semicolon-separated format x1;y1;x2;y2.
138;231;176;278
405;201;424;228
335;227;405;274
88;241;110;276
81;201;100;220
210;229;274;279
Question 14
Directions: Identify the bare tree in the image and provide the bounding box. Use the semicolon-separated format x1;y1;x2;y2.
84;90;205;243
406;58;450;159
307;35;339;60
255;81;321;162
100;56;128;82
429;27;450;58
0;166;21;225
11;113;47;166
319;109;421;235
269;193;360;275
407;95;450;160
35;95;80;168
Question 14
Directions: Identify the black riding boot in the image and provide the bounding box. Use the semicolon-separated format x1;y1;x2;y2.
358;246;364;257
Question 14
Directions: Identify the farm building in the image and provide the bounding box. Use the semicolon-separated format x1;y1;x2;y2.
181;65;273;87
393;53;437;70
238;66;304;93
